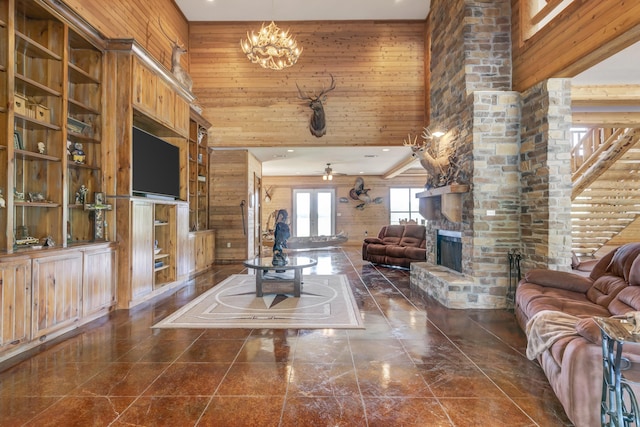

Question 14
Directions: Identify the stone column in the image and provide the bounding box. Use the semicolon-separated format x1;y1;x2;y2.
519;78;573;271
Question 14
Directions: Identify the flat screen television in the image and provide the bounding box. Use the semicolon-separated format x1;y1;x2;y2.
132;126;181;200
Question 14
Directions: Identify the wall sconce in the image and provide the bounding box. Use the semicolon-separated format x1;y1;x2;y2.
422;126;446;140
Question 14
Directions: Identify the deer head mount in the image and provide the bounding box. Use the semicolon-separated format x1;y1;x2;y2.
158;19;193;92
296;74;336;138
403;130;451;187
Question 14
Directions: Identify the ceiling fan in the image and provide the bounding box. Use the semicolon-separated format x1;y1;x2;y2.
321;163;347;180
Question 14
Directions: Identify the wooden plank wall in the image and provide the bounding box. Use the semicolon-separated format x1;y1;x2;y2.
209;149;254;263
512;0;640;92
59;0;189;75
189;20;426;147
261;175;427;248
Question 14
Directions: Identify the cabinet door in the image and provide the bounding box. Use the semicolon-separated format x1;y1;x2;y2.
0;260;32;357
204;231;215;269
132;58;156;115
83;247;116;317
156;78;174;128
174;96;190;137
195;232;207;271
32;253;83;339
131;201;154;298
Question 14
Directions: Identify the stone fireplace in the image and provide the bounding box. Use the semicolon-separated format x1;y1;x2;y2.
409;0;524;309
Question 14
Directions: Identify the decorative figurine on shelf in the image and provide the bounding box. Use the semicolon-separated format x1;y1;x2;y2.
14;188;24;201
75;185;88;205
84;192;112;241
272;209;290;267
37;141;46;154
0;188;5;209
197;126;207;145
72;143;86;164
43;236;55;247
15;225;39;246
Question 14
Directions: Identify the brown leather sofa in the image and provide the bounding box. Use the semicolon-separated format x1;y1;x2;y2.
515;243;640;427
362;224;426;268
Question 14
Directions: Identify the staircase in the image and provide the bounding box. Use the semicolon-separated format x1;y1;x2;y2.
571;128;640;256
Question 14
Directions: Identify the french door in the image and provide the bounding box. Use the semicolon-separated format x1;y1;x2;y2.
292;189;335;237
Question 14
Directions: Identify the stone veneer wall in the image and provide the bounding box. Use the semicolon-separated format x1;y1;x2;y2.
412;0;520;309
519;78;573;271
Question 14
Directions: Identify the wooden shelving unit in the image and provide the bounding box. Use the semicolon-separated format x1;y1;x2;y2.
11;0;65;250
66;27;105;244
153;203;176;288
188;109;211;232
0;0;116;363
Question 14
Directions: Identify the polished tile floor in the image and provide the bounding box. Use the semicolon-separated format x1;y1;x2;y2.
0;247;573;426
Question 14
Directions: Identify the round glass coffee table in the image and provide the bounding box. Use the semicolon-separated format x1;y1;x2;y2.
243;256;317;297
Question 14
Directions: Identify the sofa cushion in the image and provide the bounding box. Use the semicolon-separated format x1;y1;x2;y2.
525;296;611;319
386;245;406;258
405;246;426;261
399;224;425;247
586;274;629;307
606;242;640;283
522;269;593;293
516;283;590;314
381;225;404;245
608;286;640;315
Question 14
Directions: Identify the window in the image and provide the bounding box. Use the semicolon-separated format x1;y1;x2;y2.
389;188;425;224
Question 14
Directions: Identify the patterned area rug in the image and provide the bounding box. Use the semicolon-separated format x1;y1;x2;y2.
152;274;364;329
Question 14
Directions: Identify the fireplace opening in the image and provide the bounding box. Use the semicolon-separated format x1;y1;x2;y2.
437;230;462;273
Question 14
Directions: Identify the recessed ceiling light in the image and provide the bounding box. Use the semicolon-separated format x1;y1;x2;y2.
287;149;295;152
382;148;390;152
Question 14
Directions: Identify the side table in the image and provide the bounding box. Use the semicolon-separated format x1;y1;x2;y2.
595;316;640;426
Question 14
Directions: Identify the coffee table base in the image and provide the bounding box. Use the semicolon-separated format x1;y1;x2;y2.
256;268;302;297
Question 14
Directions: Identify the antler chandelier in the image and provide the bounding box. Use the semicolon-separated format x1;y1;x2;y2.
240;21;302;70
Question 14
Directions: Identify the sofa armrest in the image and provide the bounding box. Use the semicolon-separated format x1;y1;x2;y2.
364;237;383;244
522;269;593;293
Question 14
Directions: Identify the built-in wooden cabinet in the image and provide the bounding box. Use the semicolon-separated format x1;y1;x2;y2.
194;229;215;273
116;197;187;309
113;40;195;309
0;0;116;364
0;258;31;357
129;199;153;300
82;246;117;317
2;0;108;252
131;56;189;137
31;251;83;340
0;243;116;362
187;110;215;275
154;202;176;288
